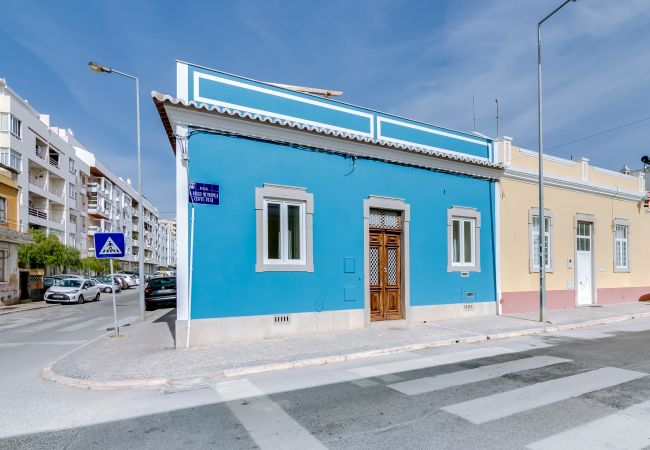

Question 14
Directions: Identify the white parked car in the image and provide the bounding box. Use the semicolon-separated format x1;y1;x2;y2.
115;274;136;288
44;278;101;304
91;278;117;293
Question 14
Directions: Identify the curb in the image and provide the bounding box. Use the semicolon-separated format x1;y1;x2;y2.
43;310;650;390
0;302;58;315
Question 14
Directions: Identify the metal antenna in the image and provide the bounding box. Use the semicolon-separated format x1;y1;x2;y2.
472;96;476;131
495;99;500;136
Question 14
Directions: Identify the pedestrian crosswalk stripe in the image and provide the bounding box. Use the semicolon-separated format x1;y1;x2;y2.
0;318;42;331
58;317;110;332
214;379;326;450
349;347;516;378
442;367;647;424
527;400;650;450
388;355;572;396
16;316;79;333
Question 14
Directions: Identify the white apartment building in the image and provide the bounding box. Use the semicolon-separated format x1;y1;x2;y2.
0;78;173;272
160;219;177;269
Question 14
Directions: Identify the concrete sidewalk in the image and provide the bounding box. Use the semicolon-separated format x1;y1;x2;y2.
0;301;57;315
43;302;650;390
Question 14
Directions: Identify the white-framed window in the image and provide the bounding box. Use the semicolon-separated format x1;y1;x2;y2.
10;115;21;138
0;148;22;172
0;114;21;138
263;200;305;264
614;219;630;272
529;208;553;273
69;182;76;199
447;206;481;272
69;157;75;174
255;184;313;272
0;197;6;224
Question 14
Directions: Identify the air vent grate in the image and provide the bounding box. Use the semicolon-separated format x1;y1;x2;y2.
273;314;290;325
463;304;475;311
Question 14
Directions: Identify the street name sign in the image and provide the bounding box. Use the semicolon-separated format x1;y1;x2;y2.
94;233;126;259
189;182;220;205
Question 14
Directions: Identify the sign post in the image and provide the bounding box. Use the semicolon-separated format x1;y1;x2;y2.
93;233;126;337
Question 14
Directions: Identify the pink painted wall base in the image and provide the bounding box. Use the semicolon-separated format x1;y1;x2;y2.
501;286;650;314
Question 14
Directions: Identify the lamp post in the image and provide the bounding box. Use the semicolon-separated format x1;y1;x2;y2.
537;0;576;323
88;61;145;322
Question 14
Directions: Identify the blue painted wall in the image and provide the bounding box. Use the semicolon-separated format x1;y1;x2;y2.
185;63;491;159
187;132;497;320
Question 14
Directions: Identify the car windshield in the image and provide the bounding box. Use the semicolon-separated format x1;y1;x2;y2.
147;277;175;289
59;279;82;288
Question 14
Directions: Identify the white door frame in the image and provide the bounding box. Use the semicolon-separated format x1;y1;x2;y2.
574;214;596;306
363;196;410;326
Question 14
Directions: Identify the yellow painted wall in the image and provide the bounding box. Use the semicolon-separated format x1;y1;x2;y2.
0;171;19;230
500;177;650;294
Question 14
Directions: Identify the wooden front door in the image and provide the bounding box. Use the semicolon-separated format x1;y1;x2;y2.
369;209;403;321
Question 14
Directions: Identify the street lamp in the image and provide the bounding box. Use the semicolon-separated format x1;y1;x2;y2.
537;0;577;323
88;61;146;322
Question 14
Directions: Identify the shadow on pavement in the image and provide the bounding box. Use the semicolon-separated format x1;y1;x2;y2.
154;309;176;345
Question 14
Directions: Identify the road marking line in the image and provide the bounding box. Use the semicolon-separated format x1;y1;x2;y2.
388;356;571;396
0;340;87;347
527;400;650;450
16;316;80;332
214;379;326;450
442;367;647;424
0;318;42;331
349;347;516;378
58;317;110;332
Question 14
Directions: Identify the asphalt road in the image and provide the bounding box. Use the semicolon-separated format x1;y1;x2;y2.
2;306;650;449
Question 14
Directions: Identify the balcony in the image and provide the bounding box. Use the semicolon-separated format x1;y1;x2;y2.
35;145;46;159
28;174;46;190
48;155;60;170
28;207;47;220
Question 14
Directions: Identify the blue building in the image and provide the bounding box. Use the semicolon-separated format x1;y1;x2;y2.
154;62;504;346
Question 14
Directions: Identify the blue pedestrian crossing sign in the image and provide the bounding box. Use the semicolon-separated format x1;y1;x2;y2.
94;233;126;259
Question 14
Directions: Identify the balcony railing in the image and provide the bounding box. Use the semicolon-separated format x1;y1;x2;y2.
28;207;47;220
48;157;59;169
35;146;45;159
48;184;63;197
28;175;46;189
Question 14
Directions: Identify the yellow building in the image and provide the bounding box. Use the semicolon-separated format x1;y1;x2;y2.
0;167;31;305
494;137;649;314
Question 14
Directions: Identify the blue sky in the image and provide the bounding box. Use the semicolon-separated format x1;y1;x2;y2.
1;0;649;216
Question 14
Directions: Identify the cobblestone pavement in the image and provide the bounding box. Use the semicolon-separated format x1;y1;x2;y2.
46;302;650;389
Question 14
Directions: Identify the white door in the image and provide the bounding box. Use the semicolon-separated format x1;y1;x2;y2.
576;221;593;305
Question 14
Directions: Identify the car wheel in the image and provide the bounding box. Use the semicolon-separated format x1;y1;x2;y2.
95;292;100;302
77;295;84;304
104;287;111;293
145;304;155;311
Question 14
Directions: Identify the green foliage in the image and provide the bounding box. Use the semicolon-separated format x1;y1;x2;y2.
18;229;83;270
81;257;110;274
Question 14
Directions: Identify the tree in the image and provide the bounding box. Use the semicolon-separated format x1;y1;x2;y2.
18;229;82;271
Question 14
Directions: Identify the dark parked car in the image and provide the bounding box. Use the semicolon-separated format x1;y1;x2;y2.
144;276;176;311
43;277;58;290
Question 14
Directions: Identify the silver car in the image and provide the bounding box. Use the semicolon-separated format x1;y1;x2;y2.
44;278;101;304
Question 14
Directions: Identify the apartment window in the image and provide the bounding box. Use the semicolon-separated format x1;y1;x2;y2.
614;219;630;272
255;184;313;272
0;148;21;173
0;197;6;224
69;183;76;199
530;208;553;272
447;206;481;272
69;158;75;174
0;114;21;138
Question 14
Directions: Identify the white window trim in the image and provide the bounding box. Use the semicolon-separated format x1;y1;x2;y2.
262;199;306;265
10;115;22;139
255;184;313;272
529;208;554;273
613;218;630;273
447;206;481;272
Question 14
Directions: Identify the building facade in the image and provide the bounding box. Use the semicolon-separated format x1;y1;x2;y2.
0;78;173;275
495;137;650;314
155;62;503;346
160;219;177;269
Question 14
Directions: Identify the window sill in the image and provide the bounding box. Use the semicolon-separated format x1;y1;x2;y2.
256;263;314;273
448;265;481;273
613;268;631;273
531;268;554;273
